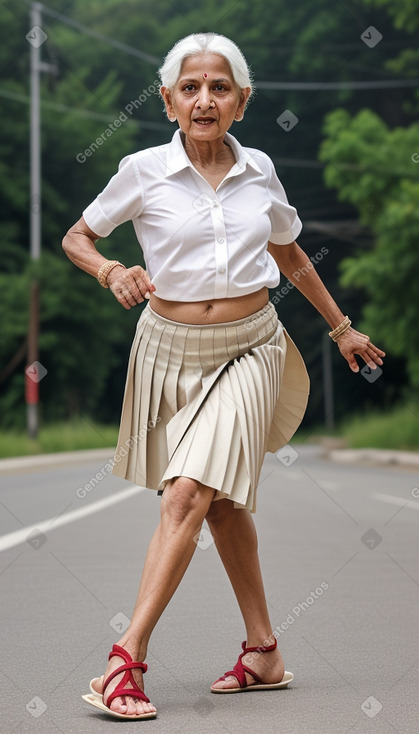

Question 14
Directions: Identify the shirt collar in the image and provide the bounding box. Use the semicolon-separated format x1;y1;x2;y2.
165;128;263;177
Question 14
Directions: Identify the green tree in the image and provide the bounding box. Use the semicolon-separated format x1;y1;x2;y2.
0;1;143;427
319;0;419;392
320;108;419;390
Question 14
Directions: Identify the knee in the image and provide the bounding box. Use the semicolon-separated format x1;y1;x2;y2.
161;476;213;527
206;501;255;544
205;498;235;530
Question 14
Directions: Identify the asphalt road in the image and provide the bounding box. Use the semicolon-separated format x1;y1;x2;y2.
0;445;418;734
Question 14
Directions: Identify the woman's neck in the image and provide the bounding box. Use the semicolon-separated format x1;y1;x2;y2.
182;132;233;168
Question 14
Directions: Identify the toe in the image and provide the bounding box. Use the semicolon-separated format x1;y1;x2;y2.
212;675;239;690
137;700;156;716
109;696;128;714
124;697;138;716
122;698;155;717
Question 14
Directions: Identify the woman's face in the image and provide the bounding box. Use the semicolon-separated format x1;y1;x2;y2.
161;53;250;143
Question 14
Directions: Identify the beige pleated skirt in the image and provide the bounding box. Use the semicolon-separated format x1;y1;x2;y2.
111;301;310;513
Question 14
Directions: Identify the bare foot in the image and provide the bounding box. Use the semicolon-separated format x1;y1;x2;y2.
212;642;285;690
91;644;156;717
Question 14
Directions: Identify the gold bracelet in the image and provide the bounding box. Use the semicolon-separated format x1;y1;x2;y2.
97;260;126;288
329;316;352;341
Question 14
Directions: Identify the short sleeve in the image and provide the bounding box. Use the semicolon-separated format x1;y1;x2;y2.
82;155;144;238
267;159;302;245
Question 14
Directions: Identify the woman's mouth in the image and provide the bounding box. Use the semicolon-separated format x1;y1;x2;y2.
193;118;216;126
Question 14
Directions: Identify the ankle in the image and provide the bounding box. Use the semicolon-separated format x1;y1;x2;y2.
246;631;277;650
115;628;148;661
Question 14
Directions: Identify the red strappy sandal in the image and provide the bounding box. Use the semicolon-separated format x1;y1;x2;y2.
82;643;157;719
211;638;293;693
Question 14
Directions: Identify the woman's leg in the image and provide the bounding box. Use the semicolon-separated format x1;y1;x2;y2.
205;498;285;689
93;476;216;715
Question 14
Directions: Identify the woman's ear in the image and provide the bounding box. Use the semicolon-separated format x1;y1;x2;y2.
235;86;252;121
161;86;176;122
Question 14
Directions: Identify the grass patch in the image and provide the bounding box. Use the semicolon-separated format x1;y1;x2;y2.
340;403;419;451
1;404;418;459
0;419;118;458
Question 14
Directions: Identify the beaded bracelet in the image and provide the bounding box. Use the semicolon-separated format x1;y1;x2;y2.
329;316;352;341
97;260;126;288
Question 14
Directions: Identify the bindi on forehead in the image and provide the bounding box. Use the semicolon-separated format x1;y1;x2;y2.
203;73;208;78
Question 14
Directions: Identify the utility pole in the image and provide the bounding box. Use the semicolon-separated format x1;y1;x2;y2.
29;2;42;263
26;3;56;438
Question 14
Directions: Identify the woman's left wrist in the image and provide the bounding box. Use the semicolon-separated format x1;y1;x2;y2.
329;316;352;341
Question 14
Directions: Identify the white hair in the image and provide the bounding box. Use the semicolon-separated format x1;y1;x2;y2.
158;33;254;99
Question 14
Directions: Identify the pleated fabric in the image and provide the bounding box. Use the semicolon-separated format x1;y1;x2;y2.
112;301;309;513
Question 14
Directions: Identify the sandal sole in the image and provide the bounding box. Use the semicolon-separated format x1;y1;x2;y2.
82;693;157;719
210;670;294;693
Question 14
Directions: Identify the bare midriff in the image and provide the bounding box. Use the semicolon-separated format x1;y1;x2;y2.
149;286;269;325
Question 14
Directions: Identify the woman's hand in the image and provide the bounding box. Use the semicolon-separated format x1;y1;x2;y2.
107;265;156;310
335;327;386;373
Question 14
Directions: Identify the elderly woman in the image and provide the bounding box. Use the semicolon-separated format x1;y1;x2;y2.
63;33;385;720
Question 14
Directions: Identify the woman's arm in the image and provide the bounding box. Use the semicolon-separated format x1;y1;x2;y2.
62;216;155;310
268;240;385;373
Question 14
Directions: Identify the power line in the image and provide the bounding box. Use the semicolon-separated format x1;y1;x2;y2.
22;0;161;66
272;156;324;169
244;39;417;52
256;79;419;90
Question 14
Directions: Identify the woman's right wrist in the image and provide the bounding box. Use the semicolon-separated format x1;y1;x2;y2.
97;260;126;288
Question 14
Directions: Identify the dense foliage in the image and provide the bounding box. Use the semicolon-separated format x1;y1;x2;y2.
320;0;419;392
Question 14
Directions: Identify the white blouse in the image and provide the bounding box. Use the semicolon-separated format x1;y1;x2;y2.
83;129;302;301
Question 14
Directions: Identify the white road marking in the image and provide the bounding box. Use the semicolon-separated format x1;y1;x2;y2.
2;488;414;555
373;492;419;511
0;484;146;553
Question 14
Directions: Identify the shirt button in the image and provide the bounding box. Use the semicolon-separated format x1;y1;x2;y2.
217;237;225;244
218;267;226;274
212;201;219;207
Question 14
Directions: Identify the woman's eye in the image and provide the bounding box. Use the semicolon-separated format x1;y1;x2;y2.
184;84;195;92
214;85;225;92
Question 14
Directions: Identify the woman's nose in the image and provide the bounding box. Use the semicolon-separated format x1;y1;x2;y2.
196;87;212;109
